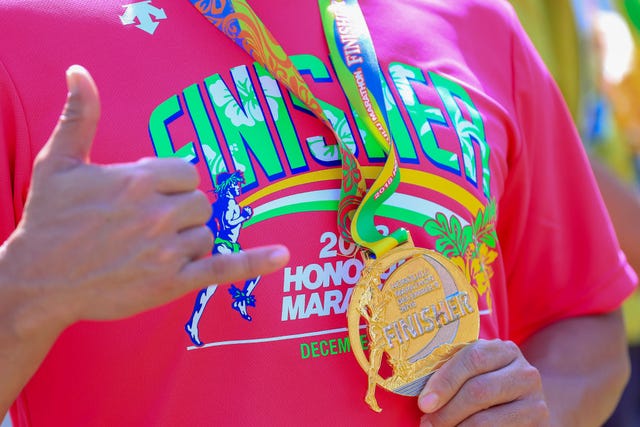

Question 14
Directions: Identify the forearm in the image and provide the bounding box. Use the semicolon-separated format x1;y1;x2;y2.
521;310;630;427
0;240;68;415
0;320;61;416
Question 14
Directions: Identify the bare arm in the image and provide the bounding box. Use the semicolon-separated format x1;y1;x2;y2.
0;66;289;415
590;158;640;272
225;203;252;227
418;310;629;426
521;310;630;427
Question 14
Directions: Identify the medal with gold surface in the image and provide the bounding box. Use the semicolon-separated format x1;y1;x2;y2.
318;0;480;412
188;0;480;412
348;238;479;412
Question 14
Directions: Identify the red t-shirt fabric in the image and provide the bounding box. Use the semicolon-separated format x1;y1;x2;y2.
1;0;636;425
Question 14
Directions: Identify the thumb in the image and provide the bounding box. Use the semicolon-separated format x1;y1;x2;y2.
40;65;101;165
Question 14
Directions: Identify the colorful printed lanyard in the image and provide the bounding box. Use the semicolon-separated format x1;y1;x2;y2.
188;0;408;257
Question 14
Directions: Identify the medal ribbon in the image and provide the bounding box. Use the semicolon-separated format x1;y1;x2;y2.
188;0;408;257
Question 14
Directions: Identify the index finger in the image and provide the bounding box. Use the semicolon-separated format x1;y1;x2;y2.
178;245;290;288
136;157;201;194
418;339;520;413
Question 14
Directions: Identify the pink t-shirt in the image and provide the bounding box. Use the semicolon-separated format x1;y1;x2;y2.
0;0;636;425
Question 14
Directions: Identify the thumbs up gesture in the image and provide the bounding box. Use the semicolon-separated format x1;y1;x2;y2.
1;65;289;329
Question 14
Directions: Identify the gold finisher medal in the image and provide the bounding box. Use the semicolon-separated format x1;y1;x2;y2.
347;237;480;412
189;0;482;414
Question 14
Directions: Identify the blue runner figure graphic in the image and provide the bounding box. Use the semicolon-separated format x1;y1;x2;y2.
185;171;260;347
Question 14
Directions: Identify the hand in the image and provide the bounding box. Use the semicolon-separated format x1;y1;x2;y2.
418;339;550;426
242;206;253;219
0;65;289;333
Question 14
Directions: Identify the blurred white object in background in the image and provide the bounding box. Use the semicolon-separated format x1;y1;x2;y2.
594;9;635;84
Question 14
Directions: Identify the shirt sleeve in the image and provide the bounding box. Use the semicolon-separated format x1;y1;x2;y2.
0;58;32;243
496;6;638;344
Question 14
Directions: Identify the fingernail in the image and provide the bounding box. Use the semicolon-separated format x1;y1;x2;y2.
269;246;290;265
419;392;439;413
66;65;84;93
